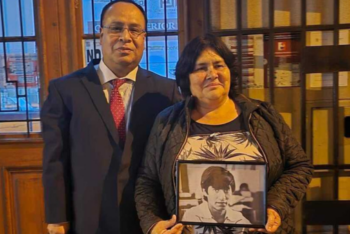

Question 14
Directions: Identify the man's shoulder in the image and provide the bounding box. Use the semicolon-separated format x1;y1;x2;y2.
51;66;90;86
139;67;176;85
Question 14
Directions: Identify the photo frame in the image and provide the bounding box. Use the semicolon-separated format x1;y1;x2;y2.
176;160;267;228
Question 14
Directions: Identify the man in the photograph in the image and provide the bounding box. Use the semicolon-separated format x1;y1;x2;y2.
41;1;180;234
182;167;251;224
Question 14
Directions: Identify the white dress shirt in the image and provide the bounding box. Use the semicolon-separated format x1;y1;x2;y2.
95;59;138;130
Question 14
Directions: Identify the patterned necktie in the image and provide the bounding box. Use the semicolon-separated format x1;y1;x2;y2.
110;79;127;145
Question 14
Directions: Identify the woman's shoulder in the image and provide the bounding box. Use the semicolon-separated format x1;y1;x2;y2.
157;100;186;121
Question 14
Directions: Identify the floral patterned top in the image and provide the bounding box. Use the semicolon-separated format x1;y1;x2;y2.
178;114;264;234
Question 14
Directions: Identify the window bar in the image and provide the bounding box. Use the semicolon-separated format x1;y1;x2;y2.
300;0;307;233
333;1;340;233
163;0;168;78
300;0;307;153
205;0;211;33
18;0;30;135
17;0;30;136
268;0;275;105
145;0;149;70
91;0;97;58
237;0;242;93
0;1;20;113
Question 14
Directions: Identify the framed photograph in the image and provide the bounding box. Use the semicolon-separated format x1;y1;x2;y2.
176;160;267;228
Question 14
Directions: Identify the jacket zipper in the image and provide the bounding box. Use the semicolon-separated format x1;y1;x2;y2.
172;111;190;193
248;113;269;173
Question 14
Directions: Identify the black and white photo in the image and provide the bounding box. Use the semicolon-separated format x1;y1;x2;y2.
177;161;266;228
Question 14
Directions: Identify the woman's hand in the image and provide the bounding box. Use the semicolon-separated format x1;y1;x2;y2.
151;215;184;234
249;208;281;233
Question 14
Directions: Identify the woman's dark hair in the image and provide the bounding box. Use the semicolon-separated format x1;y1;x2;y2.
100;0;147;30
201;166;235;194
175;34;238;98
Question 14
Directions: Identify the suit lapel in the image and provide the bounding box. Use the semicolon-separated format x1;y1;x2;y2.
80;60;120;144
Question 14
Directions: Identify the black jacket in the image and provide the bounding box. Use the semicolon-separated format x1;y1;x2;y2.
41;60;181;234
135;95;313;234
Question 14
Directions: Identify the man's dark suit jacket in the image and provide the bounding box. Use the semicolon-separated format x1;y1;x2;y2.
41;59;181;234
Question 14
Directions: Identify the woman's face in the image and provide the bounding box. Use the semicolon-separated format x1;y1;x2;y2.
189;48;231;103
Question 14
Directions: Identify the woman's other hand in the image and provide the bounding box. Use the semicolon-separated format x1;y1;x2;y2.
249;208;281;233
151;215;184;234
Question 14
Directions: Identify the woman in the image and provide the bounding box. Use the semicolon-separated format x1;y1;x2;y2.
135;34;313;234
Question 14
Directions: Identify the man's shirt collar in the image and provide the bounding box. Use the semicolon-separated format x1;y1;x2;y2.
98;58;138;84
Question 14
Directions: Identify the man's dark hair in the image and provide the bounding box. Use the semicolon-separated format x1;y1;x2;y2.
175;34;239;98
100;0;147;29
201;166;235;195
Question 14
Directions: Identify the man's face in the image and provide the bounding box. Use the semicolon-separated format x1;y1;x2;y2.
204;185;232;213
100;2;146;69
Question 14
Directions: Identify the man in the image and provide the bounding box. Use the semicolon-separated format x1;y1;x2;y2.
182;167;250;224
41;1;180;233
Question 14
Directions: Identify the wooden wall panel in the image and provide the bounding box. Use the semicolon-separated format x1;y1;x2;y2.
0;142;44;234
3;167;46;234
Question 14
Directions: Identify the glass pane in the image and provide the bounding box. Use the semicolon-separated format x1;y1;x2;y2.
2;0;21;36
21;0;35;36
242;34;265;89
0;42;40;121
339;106;350;164
339;30;350;100
82;39;102;65
307;225;333;234
306;170;334;200
146;0;165;32
242;0;269;29
307;73;342;90
274;0;301;27
272;33;302;141
273;33;301;87
312;108;334;165
339;225;350;234
306;31;334;46
82;0;92;34
210;0;237;30
141;0;177;32
147;36;166;76
305;31;337;97
340;0;350;24
340;29;350;45
24;41;39;119
1;42;22;114
0;5;3;37
167;35;178;79
339;170;350;200
0;121;28;133
306;0;333;26
221;35;269;101
82;0;109;34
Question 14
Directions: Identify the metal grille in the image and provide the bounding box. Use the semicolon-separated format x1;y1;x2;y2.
0;0;40;135
205;0;350;233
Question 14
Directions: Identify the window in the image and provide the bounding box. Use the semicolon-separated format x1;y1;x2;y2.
0;0;40;135
81;0;179;79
